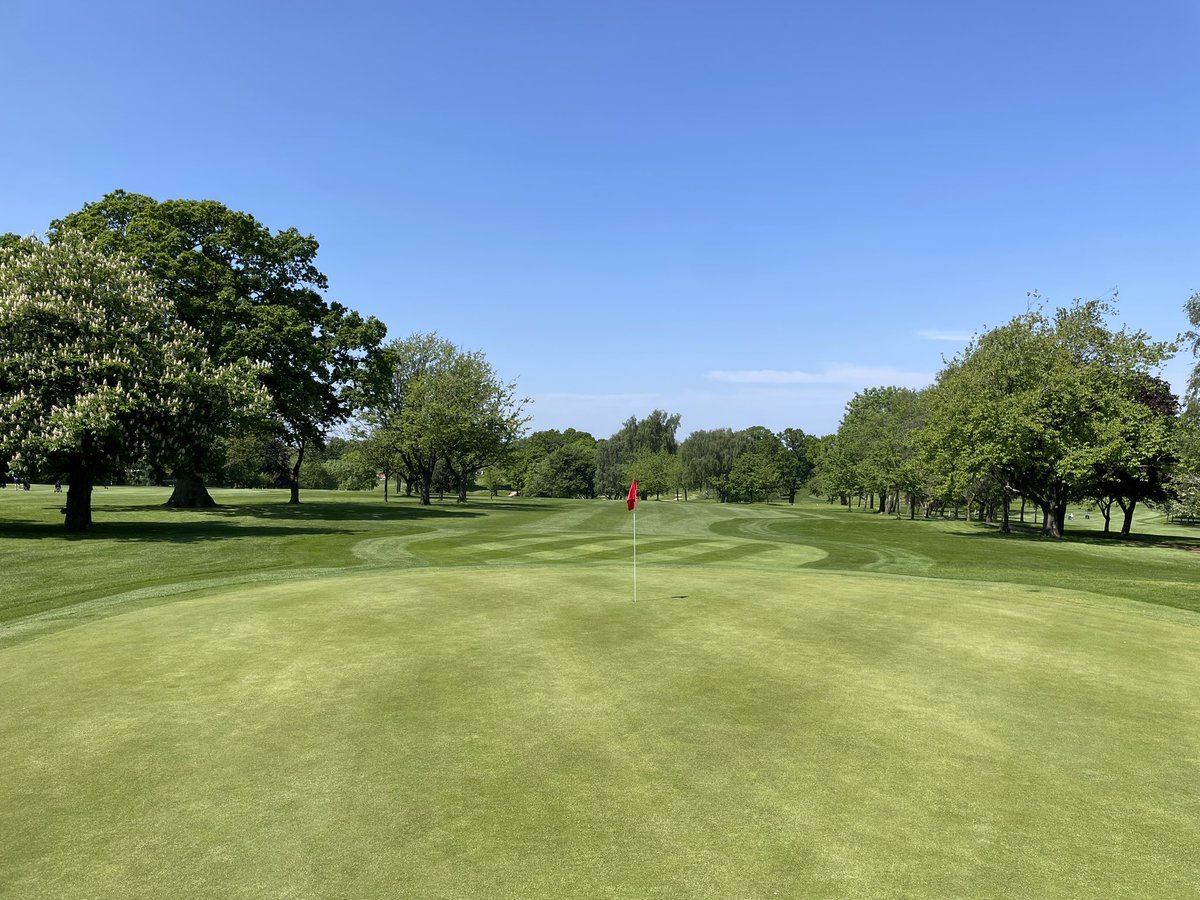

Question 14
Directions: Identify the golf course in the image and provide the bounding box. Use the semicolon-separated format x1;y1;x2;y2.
2;488;1198;898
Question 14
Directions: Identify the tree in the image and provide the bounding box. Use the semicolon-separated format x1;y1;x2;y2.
353;423;406;501
509;428;595;495
0;233;264;531
834;387;924;515
777;427;817;505
364;334;526;505
624;448;680;500
808;433;855;506
1078;375;1177;535
1186;291;1200;400
217;427;291;488
440;352;529;502
51;190;386;506
526;441;597;498
596;410;681;499
301;437;380;492
710;427;782;503
679;429;738;501
921;298;1173;538
1165;405;1200;523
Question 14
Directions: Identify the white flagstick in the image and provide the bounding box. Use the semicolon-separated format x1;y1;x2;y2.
632;504;637;603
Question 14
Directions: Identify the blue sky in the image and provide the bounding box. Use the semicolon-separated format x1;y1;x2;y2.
4;0;1198;437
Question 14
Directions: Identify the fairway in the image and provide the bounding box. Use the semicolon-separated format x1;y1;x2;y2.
2;490;1200;898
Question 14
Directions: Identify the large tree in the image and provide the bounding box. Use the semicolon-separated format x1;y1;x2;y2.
725;428;784;503
509;428;595;495
835;386;925;515
777;427;818;505
440;352;529;502
364;333;526;505
521;430;597;499
679;428;748;502
922;299;1173;538
0;233;263;531
50;190;385;505
1077;375;1177;535
625;447;681;501
595;410;681;499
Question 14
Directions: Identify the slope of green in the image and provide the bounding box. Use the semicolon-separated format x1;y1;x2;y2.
2;488;1199;897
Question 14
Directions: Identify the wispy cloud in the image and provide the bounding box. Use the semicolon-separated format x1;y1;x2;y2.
915;329;973;342
707;364;933;387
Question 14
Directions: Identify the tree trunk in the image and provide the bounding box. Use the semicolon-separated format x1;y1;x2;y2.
289;444;305;504
1019;497;1025;523
163;471;215;508
1117;497;1137;537
1038;494;1068;538
416;464;433;505
383;467;389;503
1000;492;1011;534
64;468;94;532
1039;501;1061;538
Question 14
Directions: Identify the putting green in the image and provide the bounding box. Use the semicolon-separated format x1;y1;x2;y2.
3;565;1198;898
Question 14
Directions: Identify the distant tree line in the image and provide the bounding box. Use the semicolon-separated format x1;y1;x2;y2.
503;411;818;507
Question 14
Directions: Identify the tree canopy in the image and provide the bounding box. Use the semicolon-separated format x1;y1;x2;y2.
919;299;1173;536
361;333;527;505
51;190;386;504
0;233;264;530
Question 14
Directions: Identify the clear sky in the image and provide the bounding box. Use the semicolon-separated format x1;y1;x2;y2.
4;0;1198;437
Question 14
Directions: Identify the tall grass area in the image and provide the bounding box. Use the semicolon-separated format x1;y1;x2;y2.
2;487;1199;898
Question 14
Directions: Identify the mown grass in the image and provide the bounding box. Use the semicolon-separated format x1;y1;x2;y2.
1;486;1199;898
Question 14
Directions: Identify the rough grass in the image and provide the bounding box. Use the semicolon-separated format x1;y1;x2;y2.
2;487;1199;898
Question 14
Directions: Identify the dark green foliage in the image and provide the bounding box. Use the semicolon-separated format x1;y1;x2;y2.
595;410;680;498
524;440;596;498
361;334;526;505
921;298;1174;537
51;191;386;504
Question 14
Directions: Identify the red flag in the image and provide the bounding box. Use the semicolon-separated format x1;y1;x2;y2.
626;480;638;511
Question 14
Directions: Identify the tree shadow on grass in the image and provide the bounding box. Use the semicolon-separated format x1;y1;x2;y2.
81;502;485;523
455;500;561;512
1;498;487;541
0;518;358;542
950;520;1200;551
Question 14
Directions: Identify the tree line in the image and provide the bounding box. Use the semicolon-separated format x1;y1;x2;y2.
5;192;1200;539
811;298;1200;538
487;296;1200;542
501;413;817;508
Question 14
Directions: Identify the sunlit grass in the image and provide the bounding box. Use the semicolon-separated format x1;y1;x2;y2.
2;487;1198;897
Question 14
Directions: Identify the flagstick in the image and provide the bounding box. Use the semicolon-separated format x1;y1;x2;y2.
632;505;637;603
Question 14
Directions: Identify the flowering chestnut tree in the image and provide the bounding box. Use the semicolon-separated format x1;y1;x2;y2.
0;233;264;531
